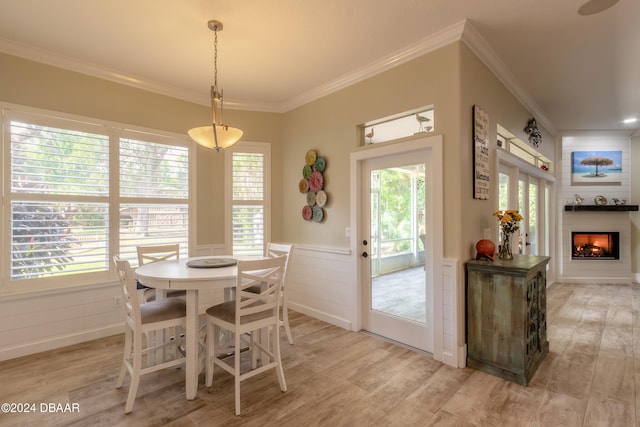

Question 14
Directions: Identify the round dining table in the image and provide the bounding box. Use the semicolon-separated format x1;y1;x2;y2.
135;255;245;400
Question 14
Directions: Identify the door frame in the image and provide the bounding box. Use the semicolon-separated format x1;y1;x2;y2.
497;150;556;281
350;135;444;357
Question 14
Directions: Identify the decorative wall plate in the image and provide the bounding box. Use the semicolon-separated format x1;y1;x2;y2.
306;191;316;206
313;156;326;172
305;150;317;165
302;164;312;179
298;178;309;193
312;206;324;222
302;205;312;220
594;195;607;206
309;170;324;192
315;190;327;207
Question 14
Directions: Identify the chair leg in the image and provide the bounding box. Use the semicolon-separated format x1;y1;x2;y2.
250;332;258;369
234;329;242;416
205;320;216;387
125;333;143;414
116;328;132;388
198;319;207;374
282;297;294;345
273;326;287;392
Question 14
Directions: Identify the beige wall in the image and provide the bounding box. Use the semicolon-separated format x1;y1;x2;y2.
0;52;283;246
458;43;555;261
281;43;462;252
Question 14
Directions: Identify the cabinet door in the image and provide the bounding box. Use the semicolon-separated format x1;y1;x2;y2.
525;271;545;364
467;271;525;370
537;271;547;345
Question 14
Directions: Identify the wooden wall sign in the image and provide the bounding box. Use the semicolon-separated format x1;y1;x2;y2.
473;105;490;200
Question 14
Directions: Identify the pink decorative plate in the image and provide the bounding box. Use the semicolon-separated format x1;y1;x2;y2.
302;205;313;220
309;170;324;192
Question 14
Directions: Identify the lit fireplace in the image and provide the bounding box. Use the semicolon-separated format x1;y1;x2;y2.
571;232;619;260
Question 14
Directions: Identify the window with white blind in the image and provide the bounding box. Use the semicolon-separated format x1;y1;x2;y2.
117;135;189;262
3;108;191;291
226;142;270;256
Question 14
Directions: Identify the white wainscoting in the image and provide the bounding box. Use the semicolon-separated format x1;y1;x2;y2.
440;259;464;368
0;282;123;361
285;244;355;330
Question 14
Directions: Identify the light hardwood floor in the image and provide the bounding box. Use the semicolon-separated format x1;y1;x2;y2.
0;281;638;426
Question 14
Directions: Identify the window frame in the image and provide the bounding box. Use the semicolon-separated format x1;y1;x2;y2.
1;105;194;294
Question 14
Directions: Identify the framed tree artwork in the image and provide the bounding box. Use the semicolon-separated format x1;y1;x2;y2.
571;150;622;184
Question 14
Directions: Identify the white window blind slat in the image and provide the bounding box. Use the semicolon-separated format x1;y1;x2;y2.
7;114;190;284
231;150;266;256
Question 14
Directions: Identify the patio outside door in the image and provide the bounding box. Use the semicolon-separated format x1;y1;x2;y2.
361;150;432;352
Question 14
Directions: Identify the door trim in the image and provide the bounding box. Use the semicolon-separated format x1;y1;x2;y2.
350;135;444;358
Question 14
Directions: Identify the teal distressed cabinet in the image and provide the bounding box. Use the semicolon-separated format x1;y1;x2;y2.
465;255;550;385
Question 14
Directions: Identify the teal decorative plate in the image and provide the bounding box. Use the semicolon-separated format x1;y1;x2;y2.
312;206;324;222
314;156;326;172
186;258;237;268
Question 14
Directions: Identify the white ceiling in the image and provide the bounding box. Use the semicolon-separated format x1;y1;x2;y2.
0;0;638;135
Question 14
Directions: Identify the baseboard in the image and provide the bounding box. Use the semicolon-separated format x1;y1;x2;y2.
287;301;352;331
441;344;467;368
557;276;633;284
0;323;123;362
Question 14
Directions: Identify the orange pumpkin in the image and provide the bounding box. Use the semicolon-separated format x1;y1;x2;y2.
475;239;496;261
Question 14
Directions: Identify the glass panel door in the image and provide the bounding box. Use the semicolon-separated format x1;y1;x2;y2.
369;164;425;322
361;150;432;352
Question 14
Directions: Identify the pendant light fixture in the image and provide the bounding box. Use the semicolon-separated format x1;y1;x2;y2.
188;20;243;152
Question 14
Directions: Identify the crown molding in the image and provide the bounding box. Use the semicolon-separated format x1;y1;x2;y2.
0;37;219;106
279;20;467;112
460;21;557;136
0;21;558;126
0;23;467;113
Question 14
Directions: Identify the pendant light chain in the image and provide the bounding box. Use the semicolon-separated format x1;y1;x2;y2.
211;23;224;127
213;26;218;89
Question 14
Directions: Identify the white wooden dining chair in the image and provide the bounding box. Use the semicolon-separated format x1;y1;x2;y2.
113;256;187;413
136;244;185;302
266;243;294;344
246;243;295;344
204;255;288;415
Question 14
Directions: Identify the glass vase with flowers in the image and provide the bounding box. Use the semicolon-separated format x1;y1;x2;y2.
493;209;523;260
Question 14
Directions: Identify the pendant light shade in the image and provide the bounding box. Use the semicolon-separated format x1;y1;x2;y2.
188;20;243;152
188;124;243;150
